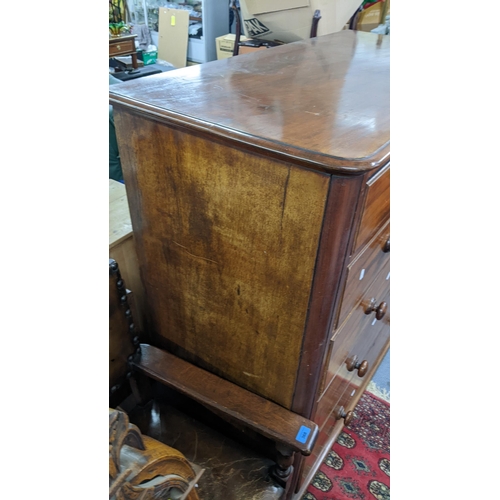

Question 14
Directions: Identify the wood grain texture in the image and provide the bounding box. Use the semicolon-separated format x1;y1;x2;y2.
115;112;329;408
109;179;133;247
290;174;365;417
110;31;390;498
110;31;390;174
109;39;135;57
110;178;127;203
109;34;138;69
316;271;388;405
331;275;390;419
315;371;356;433
134;344;319;455
353;287;390;374
337;220;390;325
353;163;390;253
293;337;390;500
297;338;382;498
109;239;146;332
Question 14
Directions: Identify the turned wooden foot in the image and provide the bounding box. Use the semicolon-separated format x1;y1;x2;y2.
270;443;295;489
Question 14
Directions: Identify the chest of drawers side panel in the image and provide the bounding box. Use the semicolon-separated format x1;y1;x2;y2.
114;109;330;409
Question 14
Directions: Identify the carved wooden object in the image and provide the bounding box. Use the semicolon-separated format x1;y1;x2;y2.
109;407;201;500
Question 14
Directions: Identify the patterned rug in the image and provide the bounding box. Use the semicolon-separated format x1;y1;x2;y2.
303;391;390;500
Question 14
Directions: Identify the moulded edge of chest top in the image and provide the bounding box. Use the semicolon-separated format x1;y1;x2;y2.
109;94;391;176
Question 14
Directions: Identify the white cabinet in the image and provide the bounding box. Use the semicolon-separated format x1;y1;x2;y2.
193;0;230;63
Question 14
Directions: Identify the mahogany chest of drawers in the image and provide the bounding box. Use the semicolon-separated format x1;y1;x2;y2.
109;30;390;498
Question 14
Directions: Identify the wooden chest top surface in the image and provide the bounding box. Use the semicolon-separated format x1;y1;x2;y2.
109;30;390;173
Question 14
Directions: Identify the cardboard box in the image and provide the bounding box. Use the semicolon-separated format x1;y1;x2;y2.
356;2;384;32
216;33;250;59
142;50;158;65
239;0;361;43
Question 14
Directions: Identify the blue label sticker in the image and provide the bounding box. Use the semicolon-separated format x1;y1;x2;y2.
295;425;311;444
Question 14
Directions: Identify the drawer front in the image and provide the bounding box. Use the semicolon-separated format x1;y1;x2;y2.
344;261;390;374
109;39;135;57
315;313;386;432
335;331;390;423
331;378;361;429
315;370;355;431
338;221;390;326
301;343;380;491
336;288;390;417
310;280;389;487
319;260;390;399
315;271;389;428
353;164;390;254
360;288;390;376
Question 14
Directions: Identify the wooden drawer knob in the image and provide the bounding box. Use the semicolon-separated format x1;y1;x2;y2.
365;298;387;320
383;238;390;253
334;406;353;425
346;356;369;377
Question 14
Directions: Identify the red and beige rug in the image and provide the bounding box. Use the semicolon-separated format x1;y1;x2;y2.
304;391;390;500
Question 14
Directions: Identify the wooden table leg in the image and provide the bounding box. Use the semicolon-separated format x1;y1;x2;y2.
131;52;138;69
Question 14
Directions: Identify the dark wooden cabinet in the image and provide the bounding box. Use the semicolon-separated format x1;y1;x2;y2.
109;34;138;69
110;30;390;498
